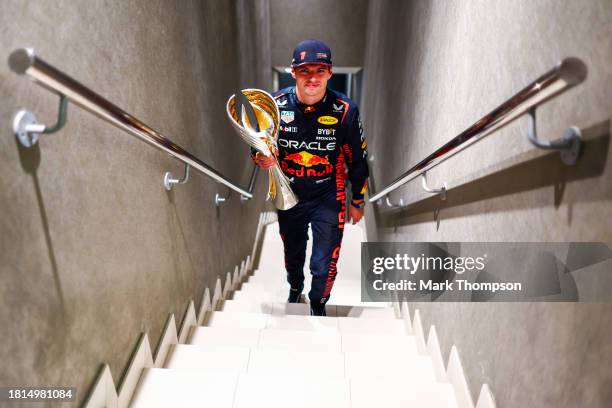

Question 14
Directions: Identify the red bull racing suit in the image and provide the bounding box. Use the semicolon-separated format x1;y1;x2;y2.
269;86;369;311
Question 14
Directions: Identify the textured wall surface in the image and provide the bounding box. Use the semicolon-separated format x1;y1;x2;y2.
269;0;369;67
361;1;612;407
0;0;270;404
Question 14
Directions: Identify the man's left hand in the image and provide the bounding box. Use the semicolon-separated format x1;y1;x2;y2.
348;200;365;224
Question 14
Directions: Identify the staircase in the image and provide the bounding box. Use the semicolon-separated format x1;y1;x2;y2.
129;220;463;407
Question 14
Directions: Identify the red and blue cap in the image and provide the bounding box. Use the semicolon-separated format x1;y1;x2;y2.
291;39;332;67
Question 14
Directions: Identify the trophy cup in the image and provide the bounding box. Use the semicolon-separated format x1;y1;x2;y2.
226;89;298;210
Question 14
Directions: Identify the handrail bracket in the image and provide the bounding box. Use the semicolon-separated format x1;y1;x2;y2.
215;191;230;206
527;107;581;165
421;172;447;200
383;196;405;208
13;94;69;147
164;163;190;191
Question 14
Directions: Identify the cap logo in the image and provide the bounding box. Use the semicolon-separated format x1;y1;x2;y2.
317;53;328;59
300;51;306;61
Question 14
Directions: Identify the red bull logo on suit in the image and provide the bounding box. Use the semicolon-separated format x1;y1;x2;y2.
284;151;330;167
281;151;333;177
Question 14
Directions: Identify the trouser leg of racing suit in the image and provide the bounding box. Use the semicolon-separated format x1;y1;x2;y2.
277;187;345;309
309;201;344;309
278;206;308;293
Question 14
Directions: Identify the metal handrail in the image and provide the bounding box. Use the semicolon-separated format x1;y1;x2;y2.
8;48;253;199
368;58;587;203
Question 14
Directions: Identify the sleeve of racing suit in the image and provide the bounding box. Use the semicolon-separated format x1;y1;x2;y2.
342;107;369;200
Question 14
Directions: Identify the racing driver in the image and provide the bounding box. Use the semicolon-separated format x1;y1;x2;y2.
252;39;369;316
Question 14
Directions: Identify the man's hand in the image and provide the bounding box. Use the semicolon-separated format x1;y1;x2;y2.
348;199;365;224
252;152;277;169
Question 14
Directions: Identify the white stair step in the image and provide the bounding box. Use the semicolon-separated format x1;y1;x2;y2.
165;344;250;373
335;305;398;319
231;286;391;310
269;302;394;318
341;332;418;353
345;351;437;381
218;299;274;314
247;268;362;283
270;302;321;316
246;270;288;285
338;316;407;335
242;274;361;286
266;314;407;335
189;326;261;348
230;292;286;305
350;378;458;408
266;314;339;331
221;298;339;317
237;281;290;295
240;280;361;295
202;311;270;329
203;311;407;335
231;285;287;302
258;329;342;352
130;368;237;408
328;299;392;308
234;284;383;308
233;373;350;408
189;326;415;355
247;349;345;378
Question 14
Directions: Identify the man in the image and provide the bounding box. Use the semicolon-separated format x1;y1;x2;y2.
252;39;369;316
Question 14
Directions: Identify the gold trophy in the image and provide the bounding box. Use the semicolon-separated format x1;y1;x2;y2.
226;89;298;210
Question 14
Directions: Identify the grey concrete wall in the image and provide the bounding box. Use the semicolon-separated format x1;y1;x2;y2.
361;1;612;407
0;0;270;405
269;0;368;67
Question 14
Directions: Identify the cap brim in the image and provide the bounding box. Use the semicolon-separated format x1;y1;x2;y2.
291;62;332;68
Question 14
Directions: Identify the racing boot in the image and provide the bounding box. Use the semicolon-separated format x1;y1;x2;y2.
310;303;326;316
288;285;304;303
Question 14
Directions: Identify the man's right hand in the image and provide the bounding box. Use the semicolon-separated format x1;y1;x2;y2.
252;152;277;169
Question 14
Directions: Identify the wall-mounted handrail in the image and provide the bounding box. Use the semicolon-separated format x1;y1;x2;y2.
242;165;259;202
8;48;253;199
368;58;587;203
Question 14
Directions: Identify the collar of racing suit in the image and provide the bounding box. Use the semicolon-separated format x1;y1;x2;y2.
292;87;329;114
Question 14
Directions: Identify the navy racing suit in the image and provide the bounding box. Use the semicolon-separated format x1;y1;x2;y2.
269;86;369;309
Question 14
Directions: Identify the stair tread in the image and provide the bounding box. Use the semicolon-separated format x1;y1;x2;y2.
131;369;455;408
167;343;431;381
351;378;458;408
337;316;407;335
130;368;237;408
341;332;417;353
258;328;342;352
344;351;437;380
202;311;408;334
189;326;261;348
265;314;339;331
218;299;275;314
202;311;270;329
247;348;346;378
334;305;398;318
189;326;418;354
234;373;350;408
241;282;365;290
165;344;250;373
231;289;387;308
